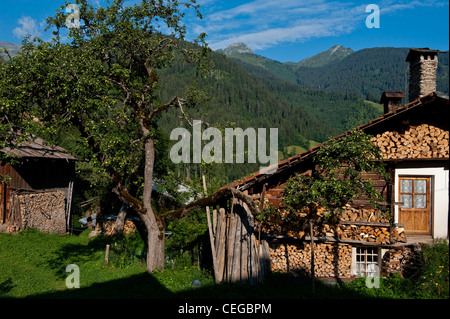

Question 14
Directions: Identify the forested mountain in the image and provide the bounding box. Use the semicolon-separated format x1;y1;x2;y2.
221;44;449;103
218;51;298;84
157;50;383;145
293;47;449;102
156;50;382;182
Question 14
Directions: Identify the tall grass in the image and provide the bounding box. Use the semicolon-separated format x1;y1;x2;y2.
412;239;449;298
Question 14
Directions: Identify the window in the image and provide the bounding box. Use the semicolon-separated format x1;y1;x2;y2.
351;247;380;277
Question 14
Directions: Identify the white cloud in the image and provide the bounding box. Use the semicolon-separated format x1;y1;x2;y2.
12;16;42;39
200;0;359;50
194;0;448;51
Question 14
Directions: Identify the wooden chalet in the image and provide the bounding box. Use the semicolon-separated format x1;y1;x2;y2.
0;135;76;233
197;48;449;283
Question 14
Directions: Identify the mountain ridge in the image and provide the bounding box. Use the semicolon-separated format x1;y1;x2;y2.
293;45;354;68
216;42;254;55
217;42;449;102
0;41;21;58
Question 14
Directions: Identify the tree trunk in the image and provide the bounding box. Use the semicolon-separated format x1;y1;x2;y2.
140;210;165;272
141;127;165;272
113;203;128;236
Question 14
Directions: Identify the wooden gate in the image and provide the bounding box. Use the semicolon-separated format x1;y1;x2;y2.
206;198;270;284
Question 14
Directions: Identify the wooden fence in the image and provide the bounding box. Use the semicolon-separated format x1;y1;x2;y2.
206;198;271;284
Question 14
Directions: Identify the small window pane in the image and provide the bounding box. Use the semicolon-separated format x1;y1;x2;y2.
401;179;413;193
414;179;427;193
401;194;412;208
356;264;363;274
414;195;426;208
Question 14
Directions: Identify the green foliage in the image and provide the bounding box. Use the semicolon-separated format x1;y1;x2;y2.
165;208;208;266
281;130;387;224
108;232;146;269
0;0;214;273
287;130;387;209
0;0;209;200
412;239;449;298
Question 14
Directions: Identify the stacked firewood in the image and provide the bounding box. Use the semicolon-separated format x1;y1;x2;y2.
333;224;405;244
102;219;137;236
270;242;352;278
338;205;390;223
371;124;449;159
17;191;66;234
382;248;415;275
261;204;406;244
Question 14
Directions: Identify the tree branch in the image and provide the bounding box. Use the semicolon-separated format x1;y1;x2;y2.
148;95;182;122
159;187;261;222
111;173;146;215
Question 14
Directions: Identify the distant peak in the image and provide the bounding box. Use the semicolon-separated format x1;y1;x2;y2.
329;45;344;53
219;42;254;55
295;45;354;68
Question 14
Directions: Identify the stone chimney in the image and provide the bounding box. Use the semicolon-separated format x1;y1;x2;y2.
380;91;405;114
406;48;439;103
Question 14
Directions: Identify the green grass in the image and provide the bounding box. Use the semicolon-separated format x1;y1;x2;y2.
0;229;448;299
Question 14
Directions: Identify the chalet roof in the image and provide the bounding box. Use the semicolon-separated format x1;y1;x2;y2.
380;91;405;103
223;91;449;193
2;135;77;160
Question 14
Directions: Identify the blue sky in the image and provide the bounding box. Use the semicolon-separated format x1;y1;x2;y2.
0;0;448;62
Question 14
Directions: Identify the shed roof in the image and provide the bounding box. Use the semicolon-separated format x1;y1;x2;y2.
380;91;405;103
2;135;77;160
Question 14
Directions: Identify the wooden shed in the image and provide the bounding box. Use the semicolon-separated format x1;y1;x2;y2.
0;135;76;233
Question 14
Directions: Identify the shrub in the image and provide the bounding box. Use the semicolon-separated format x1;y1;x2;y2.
413;239;449;299
108;232;146;268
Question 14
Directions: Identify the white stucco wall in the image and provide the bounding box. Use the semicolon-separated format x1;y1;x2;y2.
394;166;449;239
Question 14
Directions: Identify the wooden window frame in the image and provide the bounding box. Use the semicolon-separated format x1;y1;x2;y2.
351;246;382;277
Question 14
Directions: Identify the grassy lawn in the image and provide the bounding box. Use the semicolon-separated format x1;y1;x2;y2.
0;229;448;300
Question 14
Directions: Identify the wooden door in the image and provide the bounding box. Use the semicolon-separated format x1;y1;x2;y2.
398;177;431;235
0;182;9;224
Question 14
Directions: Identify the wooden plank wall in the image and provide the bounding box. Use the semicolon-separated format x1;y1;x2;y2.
207;198;271;284
258;170;390;210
